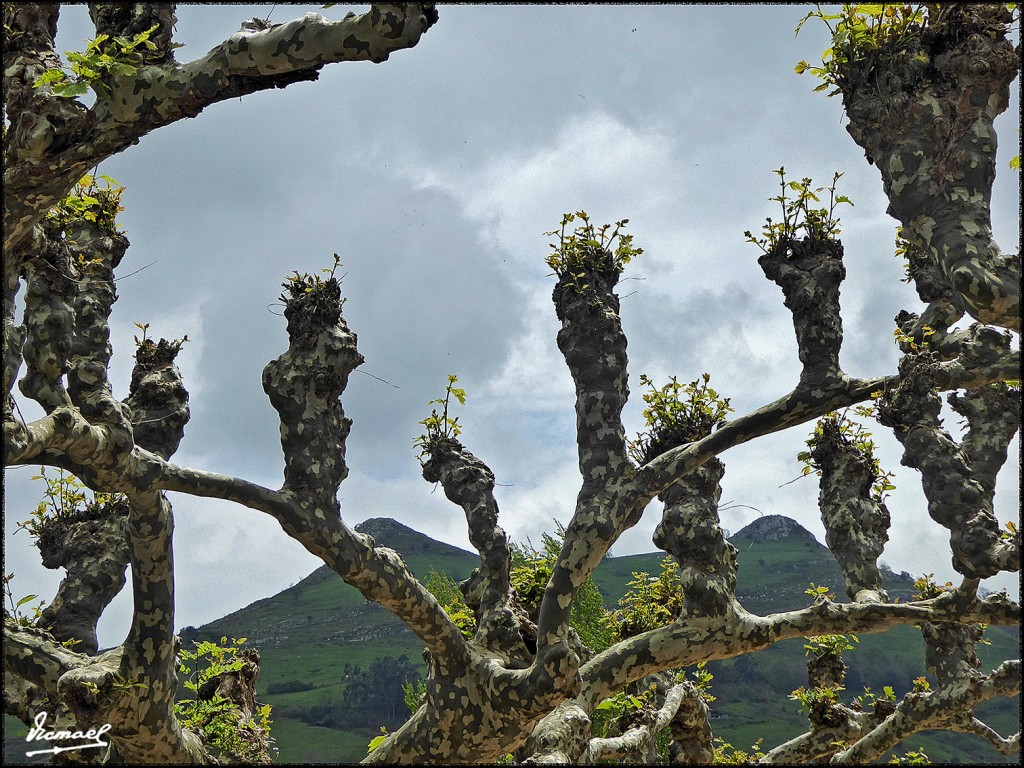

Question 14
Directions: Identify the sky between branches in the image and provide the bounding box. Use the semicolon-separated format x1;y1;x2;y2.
3;4;1020;649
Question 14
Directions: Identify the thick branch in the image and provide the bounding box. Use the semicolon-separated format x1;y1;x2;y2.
810;417;891;602
832;659;1021;763
840;5;1021;330
421;441;529;663
3;4;437;252
35;496;131;656
157;461;469;665
758;234;846;390
66;221;133;428
585;682;688;763
536;257;635;649
656;459;738;618
877;353;1019;578
579;589;1018;710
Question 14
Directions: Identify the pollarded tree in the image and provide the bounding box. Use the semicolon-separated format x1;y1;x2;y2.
2;3;1020;765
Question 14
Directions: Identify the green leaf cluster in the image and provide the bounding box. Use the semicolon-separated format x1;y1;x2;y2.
712;737;766;764
852;684;897;710
414;374;467;458
606;556;684;643
912;573;953;599
591;686;656;740
278;252;343;305
366;727;389;754
3;573;43;628
628;372;733;465
889;746;932;765
510;526;612;652
794;4;928;96
804;582;836;603
33;24;160;99
797;409;896;503
544;210;643;292
745;167;852;254
2;572;81;648
425;525;612;652
892;322;935;352
788;682;845;713
16;466;123;542
47;172;126;232
675;660;717;704
175;637;273;762
401;678;427;714
804;633;859;658
424;567;476;639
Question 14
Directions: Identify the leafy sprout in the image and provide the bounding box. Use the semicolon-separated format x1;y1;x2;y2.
544;210;643;292
794;4;929;96
605;556;684;642
414;374;467;458
804;633;859;658
16;466;123;542
912;573;953;600
745;167;852;254
175;637;273;762
47;172;126;232
629;372;733;465
788;683;846;713
797;408;896;503
805;582;836;603
278;252;344;304
34;24;160;98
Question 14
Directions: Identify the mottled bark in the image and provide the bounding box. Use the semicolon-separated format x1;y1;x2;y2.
5;4;1020;764
810;417;891;602
421;441;529;664
877;353;1020;578
35;497;131;656
758;234;846;391
577;587;1017;712
831;659;1021;763
667;682;714;765
839;5;1021;330
538;256;636;653
655;459;738;618
3;4;437;252
196;646;273;763
585;682;687;763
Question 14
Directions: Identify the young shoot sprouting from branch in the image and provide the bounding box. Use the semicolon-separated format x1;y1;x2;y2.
628;372;733;465
745;167;852;254
414;374;467;459
544;210;643;293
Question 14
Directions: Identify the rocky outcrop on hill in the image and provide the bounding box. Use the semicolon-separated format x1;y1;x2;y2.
731;514;821;544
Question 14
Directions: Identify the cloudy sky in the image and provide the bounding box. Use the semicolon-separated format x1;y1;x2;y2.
4;4;1020;650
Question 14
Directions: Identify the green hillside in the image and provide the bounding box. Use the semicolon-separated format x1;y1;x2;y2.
190;515;1017;764
4;516;1017;765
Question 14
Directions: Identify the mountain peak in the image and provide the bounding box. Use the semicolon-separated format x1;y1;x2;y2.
730;514;819;543
354;518;473;559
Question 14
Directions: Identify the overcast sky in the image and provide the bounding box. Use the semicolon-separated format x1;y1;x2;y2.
4;4;1020;650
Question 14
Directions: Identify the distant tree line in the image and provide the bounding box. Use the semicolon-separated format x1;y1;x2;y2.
291;655;422;731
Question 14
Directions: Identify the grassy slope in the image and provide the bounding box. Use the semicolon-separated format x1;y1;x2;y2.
5;519;1016;764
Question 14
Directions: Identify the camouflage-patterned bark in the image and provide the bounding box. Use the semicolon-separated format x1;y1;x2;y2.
839;5;1021;330
655;459;738;618
757;234;846;391
421;441;530;664
34;496;130;656
809;417;891;603
877;353;1020;579
4;3;1021;765
3;4;437;251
